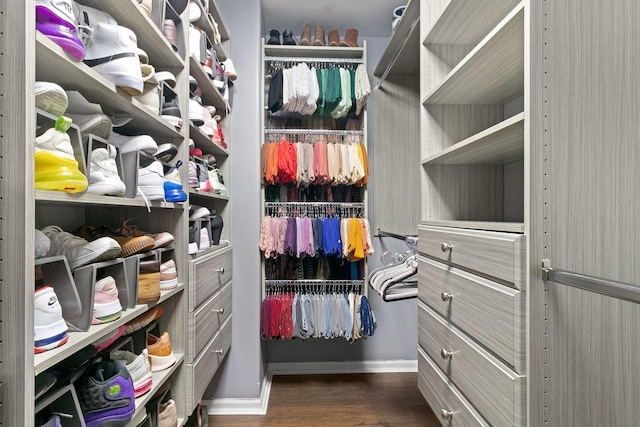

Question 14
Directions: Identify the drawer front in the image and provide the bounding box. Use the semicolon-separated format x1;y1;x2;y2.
419;301;526;427
186;315;232;409
189;245;232;310
186;281;232;362
418;225;525;288
418;347;488;427
418;256;525;373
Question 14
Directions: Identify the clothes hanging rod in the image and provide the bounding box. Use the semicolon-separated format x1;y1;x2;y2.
265;56;364;64
264;128;364;135
265;202;364;207
375;229;418;240
542;262;640;304
266;280;365;285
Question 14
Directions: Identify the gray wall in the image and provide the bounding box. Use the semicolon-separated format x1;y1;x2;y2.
206;10;418;400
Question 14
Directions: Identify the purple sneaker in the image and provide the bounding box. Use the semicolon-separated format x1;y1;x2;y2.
36;0;86;60
77;359;135;427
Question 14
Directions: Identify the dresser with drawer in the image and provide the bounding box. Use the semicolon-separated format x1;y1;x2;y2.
417;224;526;426
185;245;233;410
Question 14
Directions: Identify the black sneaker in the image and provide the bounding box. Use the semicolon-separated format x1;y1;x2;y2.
188;221;199;254
161;97;182;130
282;30;296;45
77;359;135;427
267;29;281;45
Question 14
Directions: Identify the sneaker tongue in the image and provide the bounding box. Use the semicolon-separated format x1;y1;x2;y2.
55;116;72;133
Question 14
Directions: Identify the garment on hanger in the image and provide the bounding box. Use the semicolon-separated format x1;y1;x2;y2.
367;244;418;301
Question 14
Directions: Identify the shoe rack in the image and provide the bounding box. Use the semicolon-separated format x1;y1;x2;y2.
0;0;231;424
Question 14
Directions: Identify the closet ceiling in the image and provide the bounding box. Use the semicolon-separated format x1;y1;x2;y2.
261;0;407;37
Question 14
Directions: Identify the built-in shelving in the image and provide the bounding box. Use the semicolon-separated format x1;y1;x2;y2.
422;3;524;105
424;0;522;45
130;353;185;421
36;34;183;141
374;0;420;79
422;113;524;165
190;0;229;62
188;189;229;201
35;190;185;208
189;56;229;119
421;220;524;234
189;124;229;156
34;286;184;374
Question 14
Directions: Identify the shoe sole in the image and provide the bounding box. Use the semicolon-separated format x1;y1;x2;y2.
161;114;182;129
35;7;86;61
91;66;143;96
35;84;68;116
34;332;69;353
120;236;156;257
85;179;126;197
188;242;198;254
138;185;166;201
34;317;69;353
75;115;113;140
160;277;178;290
92;309;122;325
149;351;177;372
153;232;175;248
34;152;88;193
125;306;163;334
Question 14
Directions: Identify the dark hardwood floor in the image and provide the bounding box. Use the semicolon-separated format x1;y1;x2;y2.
208;372;440;426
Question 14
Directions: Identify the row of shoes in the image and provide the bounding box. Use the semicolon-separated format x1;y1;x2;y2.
35;306;177;427
36;0;190;134
189;147;227;195
268;26;360;48
189;78;228;149
188;205;224;254
35;81;189;203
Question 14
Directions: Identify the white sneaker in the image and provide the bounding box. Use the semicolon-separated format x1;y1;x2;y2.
109;132;158;155
199;227;210;249
72;1;117;45
208;168;223;194
83;23;143;96
68;113;113;140
160;259;178;290
199;106;215;137
134;63;160;114
189;25;204;63
110;348;153;397
35;82;68;116
92;276;122;324
35;117;76;161
34;286;69;353
137;157;165;201
41;225;121;269
189;205;210;220
86;146;126;196
35;229;51;258
222;58;237;81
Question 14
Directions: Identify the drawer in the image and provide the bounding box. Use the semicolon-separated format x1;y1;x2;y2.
189;245;232;310
418;225;525;288
418;346;488;427
186;314;232;410
418;301;526;427
186;281;232;362
418;256;525;373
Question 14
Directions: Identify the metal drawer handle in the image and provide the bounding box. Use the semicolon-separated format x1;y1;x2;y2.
214;349;224;355
213;308;225;315
440;349;453;360
440;409;453;420
440;292;453;302
440;242;453;252
215;267;225;274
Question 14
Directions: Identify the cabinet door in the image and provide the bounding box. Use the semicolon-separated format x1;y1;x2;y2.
530;1;640;425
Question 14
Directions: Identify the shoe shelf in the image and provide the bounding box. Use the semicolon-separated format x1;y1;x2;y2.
35;190;185;209
424;0;522;45
422;4;524;106
421;112;524;165
129;352;185;423
34;284;184;375
78;0;185;69
189;124;229;157
264;44;365;60
36;33;183;141
188;189;229;201
373;0;420;79
191;0;229;62
189;56;229;119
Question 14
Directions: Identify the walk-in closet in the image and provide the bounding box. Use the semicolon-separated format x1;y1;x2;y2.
1;0;639;426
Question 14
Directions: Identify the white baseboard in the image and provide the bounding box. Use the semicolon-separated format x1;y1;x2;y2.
268;359;417;375
205;360;416;415
204;370;272;416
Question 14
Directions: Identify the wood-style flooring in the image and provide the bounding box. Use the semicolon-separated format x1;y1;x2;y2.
208;372;440;426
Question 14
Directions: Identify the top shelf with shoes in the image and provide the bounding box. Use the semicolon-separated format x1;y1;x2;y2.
190;0;229;62
264;44;365;60
76;0;185;69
